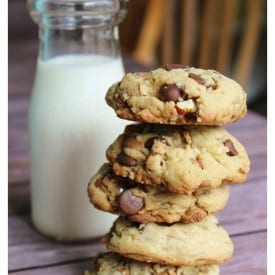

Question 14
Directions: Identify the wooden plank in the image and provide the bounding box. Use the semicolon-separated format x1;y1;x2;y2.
216;177;266;235
9;259;93;275
221;231;267;274
9;231;266;274
8;181;30;215
9;41;38;97
8;159;29;185
8;215;106;271
230;129;266;157
227;111;266;128
8;96;30;183
246;153;267;181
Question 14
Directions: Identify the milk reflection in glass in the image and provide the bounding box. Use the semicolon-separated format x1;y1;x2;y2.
29;55;126;240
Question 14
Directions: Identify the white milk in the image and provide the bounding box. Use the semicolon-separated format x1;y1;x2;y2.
29;55;127;241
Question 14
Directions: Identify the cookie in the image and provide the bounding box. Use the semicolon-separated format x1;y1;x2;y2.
105;65;247;125
106;124;250;194
88;163;230;223
85;252;220;275
104;216;233;266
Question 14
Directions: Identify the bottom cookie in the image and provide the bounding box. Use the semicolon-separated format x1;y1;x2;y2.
85;252;219;275
104;216;233;266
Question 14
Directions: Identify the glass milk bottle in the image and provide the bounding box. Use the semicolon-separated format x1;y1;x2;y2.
28;0;128;241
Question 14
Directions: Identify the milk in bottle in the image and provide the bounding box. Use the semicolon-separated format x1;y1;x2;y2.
28;0;128;240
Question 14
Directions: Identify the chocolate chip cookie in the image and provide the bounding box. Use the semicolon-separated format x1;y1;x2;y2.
105;65;247;125
88;163;230;223
106;124;250;194
85;252;219;275
104;216;234;266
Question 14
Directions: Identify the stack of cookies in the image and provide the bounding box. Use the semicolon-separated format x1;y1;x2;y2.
87;65;250;275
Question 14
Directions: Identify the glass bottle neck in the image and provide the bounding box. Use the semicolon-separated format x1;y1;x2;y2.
38;26;121;61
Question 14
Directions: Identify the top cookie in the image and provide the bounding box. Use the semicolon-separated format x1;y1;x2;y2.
105;65;247;125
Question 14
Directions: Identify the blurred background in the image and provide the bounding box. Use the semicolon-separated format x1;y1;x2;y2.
9;0;266;115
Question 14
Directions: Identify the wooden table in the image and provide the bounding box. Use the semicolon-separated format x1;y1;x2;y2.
8;40;267;274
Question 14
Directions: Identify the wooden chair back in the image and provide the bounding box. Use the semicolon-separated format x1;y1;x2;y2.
131;0;265;89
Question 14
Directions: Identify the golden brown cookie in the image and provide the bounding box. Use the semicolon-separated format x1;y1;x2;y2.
105;66;247;125
104;216;234;266
88;163;230;223
106;124;250;194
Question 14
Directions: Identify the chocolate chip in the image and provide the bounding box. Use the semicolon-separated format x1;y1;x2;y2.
188;73;205;85
119;190;144;215
164;64;190;71
159;84;186;102
224;139;238;156
145;136;168;150
116;152;137;167
118;177;138;189
184;112;197;122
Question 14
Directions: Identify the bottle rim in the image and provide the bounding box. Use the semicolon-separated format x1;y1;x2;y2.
28;0;128;29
